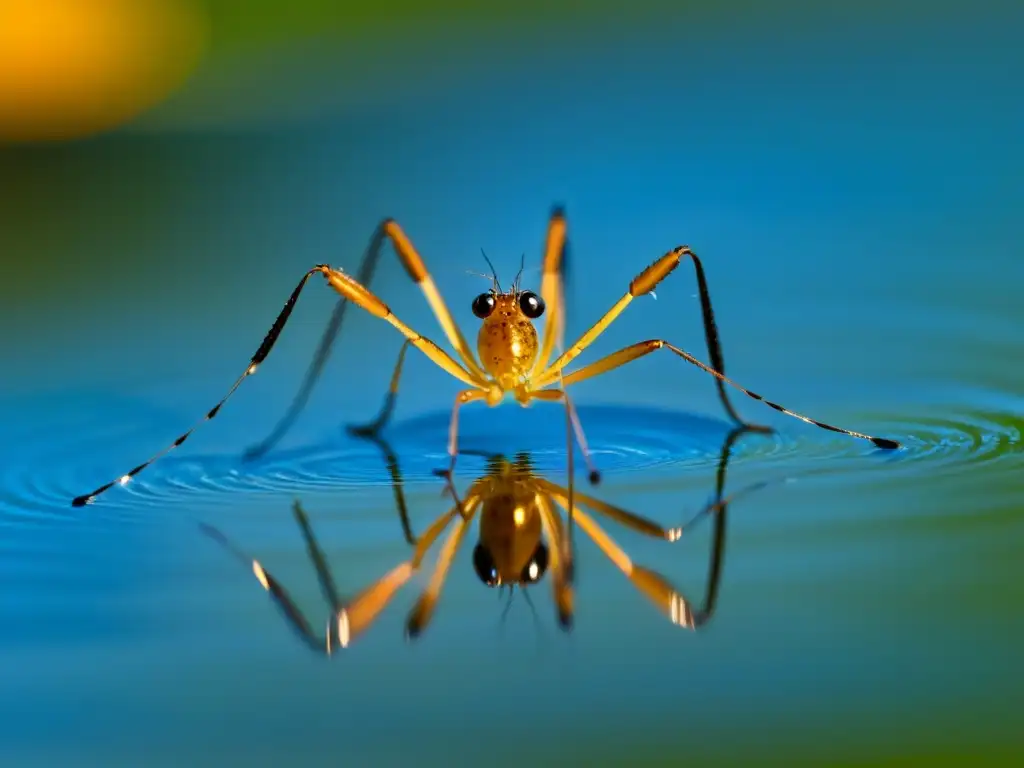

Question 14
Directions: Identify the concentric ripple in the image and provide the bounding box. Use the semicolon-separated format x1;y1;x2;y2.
1;387;1020;522
0;404;760;517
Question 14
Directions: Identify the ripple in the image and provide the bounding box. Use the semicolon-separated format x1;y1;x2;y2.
722;387;1023;483
3;405;750;514
1;390;1020;522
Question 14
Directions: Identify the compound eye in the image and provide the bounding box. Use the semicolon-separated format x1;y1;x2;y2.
518;291;545;319
472;293;496;319
472;543;500;587
519;542;549;584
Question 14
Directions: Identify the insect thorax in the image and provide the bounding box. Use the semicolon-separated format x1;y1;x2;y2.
476;294;538;388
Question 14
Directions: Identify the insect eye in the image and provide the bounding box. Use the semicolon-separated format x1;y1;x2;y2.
518;291;545;319
472;543;500;587
472;293;496;319
519;542;549;584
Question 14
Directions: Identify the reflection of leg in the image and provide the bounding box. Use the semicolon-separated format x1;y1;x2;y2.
199;514;334;654
347;339;413;437
546;487;697;629
337;495;478;648
534;478;681;541
347;429;419;544
293;501;342;610
405;495;483;638
527;386;601;589
681;425;779;627
535;491;574;630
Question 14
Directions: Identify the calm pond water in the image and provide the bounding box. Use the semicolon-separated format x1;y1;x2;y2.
2;8;1022;767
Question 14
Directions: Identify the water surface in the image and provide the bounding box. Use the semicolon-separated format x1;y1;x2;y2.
1;7;1022;766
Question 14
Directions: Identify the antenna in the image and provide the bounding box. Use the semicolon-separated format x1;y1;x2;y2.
480;248;501;292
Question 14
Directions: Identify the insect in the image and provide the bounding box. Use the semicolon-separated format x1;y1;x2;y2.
200;426;767;650
71;206;900;507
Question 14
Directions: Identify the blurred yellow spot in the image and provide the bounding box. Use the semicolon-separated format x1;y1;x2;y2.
0;0;207;142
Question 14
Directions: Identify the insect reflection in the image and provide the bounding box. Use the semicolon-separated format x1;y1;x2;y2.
202;426;768;653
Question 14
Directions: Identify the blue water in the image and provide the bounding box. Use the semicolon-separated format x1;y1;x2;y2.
2;6;1022;766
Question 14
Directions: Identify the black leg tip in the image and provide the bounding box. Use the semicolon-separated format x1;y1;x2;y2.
872;437;902;450
404;619;424;641
346;422;380;438
588;469;601;485
71;496;89;508
551;204;566;219
241;446;265;463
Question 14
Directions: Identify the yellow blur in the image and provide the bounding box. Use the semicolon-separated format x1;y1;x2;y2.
0;0;207;142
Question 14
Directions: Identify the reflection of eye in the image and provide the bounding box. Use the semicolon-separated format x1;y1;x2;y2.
472;293;496;319
472;543;500;587
519;542;549;583
518;291;545;319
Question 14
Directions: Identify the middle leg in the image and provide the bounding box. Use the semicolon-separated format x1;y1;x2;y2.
531;245;754;427
557;339;901;449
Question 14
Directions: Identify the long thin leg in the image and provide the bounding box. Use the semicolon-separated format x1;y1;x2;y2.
72;267;327;507
246;220;490;457
441;388;491;480
532;245;754;427
528;386;600;587
380;219;488;380
317;265;488;390
529;388;602;484
243;226;389;461
556;339;900;449
404;494;483;639
346;339;412;437
531;206;568;376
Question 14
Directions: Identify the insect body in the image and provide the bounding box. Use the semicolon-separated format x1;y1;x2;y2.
202;427;763;651
72;206;900;507
474;288;543;393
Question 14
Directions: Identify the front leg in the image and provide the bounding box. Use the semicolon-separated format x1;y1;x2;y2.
437;388;492;484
